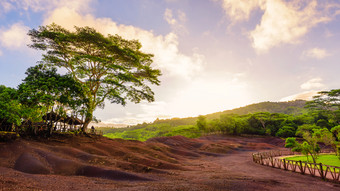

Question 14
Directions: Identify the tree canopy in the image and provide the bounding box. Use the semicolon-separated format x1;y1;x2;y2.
0;86;21;129
28;24;161;130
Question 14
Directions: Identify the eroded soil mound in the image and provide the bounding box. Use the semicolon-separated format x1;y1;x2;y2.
0;135;281;180
3;135;337;190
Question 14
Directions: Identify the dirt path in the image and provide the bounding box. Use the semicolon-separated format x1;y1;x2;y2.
118;151;340;191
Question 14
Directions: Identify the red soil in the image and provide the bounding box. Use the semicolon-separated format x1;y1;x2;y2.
0;134;339;190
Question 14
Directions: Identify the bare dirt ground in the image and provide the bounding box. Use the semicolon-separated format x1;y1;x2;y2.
0;134;339;191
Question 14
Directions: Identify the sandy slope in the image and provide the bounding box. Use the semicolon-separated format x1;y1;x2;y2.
0;135;339;190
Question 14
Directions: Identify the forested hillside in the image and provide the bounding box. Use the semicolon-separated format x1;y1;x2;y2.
102;100;307;140
131;100;307;128
206;100;306;118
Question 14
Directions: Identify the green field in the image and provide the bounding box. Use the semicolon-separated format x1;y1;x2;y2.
103;124;201;141
286;154;340;167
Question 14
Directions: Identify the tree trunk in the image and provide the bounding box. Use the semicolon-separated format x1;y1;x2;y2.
82;107;94;133
82;118;91;132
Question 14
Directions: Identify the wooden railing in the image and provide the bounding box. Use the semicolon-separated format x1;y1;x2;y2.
252;150;340;182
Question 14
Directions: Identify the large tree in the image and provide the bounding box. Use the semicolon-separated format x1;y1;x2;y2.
28;24;161;131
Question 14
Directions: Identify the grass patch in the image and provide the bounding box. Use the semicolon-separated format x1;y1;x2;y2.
286;154;340;167
103;124;201;141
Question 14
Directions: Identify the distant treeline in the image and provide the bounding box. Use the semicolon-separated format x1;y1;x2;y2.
104;91;340;141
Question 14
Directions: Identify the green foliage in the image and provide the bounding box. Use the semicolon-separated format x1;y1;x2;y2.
104;124;201;141
18;64;86;116
306;89;340;126
218;114;236;134
331;125;340;140
285;137;300;152
275;126;295;138
296;124;320;137
0;86;22;128
205;100;307;119
285;137;320;163
285;127;324;163
28;24;161;130
0;131;20;142
196;115;207;131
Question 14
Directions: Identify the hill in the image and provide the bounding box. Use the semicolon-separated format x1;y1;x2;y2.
101;100;307;140
205;99;306;119
128;100;306;129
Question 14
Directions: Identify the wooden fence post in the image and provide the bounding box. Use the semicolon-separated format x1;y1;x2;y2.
299;160;304;174
283;159;287;170
319;163;324;179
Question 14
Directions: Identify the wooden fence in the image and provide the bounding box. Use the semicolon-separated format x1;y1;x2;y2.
252;150;340;182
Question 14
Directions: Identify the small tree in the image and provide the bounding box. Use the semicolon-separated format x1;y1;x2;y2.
285;137;320;163
313;128;338;154
331;125;340;156
196;115;207;132
18;64;86;134
218;114;236;134
286;126;323;163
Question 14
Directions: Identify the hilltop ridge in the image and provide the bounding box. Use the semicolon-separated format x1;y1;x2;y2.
131;100;307;128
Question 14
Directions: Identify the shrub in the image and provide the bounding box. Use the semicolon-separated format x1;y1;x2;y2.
0;131;20;142
276;126;295;137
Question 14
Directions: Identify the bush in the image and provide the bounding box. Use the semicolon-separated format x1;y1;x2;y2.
0;131;20;142
276;126;295;137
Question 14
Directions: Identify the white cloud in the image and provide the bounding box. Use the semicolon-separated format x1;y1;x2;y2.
219;0;264;22
218;0;333;53
1;0;92;12
0;1;14;13
164;8;176;25
161;75;251;118
43;7;203;79
280;90;318;101
250;0;330;53
300;78;325;90
100;73;252;125
302;48;330;59
163;8;188;34
0;22;30;50
280;77;325;102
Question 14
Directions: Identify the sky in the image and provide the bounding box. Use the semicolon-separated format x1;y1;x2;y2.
1;0;340;125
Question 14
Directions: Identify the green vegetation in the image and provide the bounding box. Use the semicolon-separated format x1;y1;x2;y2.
286;154;340;167
0;131;20;142
0;24;160;137
102;100;310;141
28;24;161;131
104;89;340;165
283;90;340;162
104;124;200;141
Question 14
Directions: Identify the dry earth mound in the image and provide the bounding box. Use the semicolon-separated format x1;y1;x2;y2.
4;135;337;191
